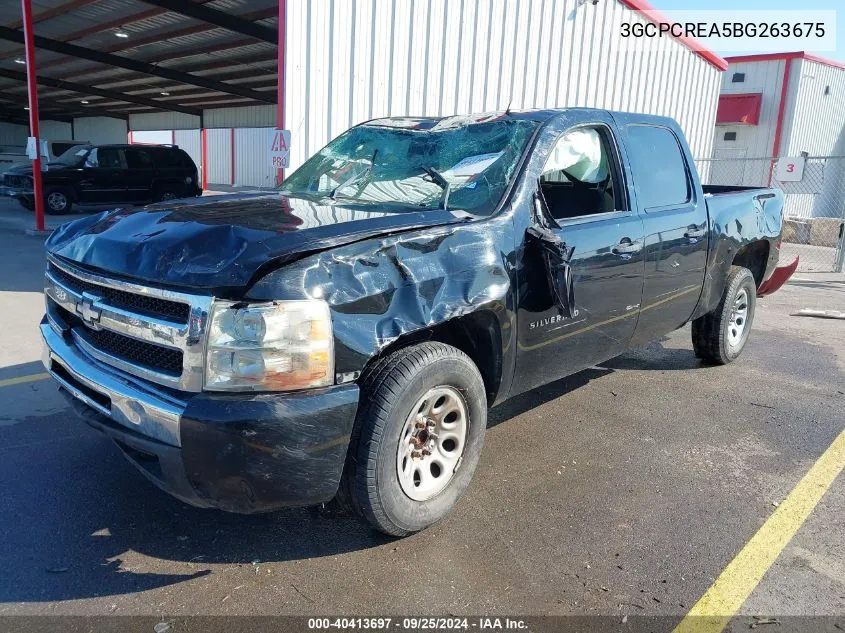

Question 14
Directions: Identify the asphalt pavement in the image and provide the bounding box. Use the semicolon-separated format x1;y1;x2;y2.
0;198;842;627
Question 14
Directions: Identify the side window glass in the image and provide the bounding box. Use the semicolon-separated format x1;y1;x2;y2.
125;149;154;169
95;149;122;169
84;148;98;168
539;126;624;221
624;125;691;209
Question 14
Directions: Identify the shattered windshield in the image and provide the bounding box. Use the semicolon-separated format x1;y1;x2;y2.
280;118;538;214
53;145;91;167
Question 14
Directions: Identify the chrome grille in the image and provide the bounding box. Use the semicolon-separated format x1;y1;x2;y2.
55;304;183;376
44;256;213;392
48;263;190;323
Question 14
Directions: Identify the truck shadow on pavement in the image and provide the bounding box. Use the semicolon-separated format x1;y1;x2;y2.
0;342;696;603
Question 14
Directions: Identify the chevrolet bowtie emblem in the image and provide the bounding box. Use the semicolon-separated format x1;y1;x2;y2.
76;294;102;329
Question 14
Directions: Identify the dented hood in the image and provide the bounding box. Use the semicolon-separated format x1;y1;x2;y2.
46;192;469;290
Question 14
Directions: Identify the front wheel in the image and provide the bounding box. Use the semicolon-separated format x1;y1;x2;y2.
344;342;487;536
692;265;757;364
44;187;73;215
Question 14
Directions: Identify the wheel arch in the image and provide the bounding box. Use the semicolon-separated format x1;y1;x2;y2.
732;240;770;287
360;310;504;407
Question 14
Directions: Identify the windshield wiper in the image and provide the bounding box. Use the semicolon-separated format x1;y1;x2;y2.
422;166;451;211
330;149;378;201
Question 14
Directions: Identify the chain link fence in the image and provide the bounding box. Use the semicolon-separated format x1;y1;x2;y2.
695;156;845;273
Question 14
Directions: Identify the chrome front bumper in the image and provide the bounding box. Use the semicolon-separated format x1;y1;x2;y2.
41;320;185;447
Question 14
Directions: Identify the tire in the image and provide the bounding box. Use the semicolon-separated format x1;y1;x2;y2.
692;265;756;364
153;186;183;203
44;187;73;215
344;342;488;537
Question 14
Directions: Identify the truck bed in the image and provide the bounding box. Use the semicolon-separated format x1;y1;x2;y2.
702;184;773;196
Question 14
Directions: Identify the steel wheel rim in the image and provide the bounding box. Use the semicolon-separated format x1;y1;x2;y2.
397;385;469;501
47;192;67;211
727;287;749;346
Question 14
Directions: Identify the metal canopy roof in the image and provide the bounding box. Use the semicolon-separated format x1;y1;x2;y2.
0;0;279;125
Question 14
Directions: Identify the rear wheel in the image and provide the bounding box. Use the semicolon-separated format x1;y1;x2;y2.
692;265;757;364
44;187;73;215
153;185;183;203
344;342;487;536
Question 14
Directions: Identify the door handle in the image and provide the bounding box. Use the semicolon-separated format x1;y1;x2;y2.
684;226;707;239
612;238;642;255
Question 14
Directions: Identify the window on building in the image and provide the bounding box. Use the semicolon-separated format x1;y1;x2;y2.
724;131;737;141
624;125;690;210
539;126;626;221
732;72;745;83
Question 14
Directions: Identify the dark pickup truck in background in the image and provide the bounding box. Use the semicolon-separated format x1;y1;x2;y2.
3;143;201;214
40;108;795;536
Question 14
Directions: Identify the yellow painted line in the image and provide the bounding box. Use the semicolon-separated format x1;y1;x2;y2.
0;372;50;388
673;426;845;633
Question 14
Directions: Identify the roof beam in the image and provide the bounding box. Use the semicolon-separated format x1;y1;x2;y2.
0;68;202;116
0;97;126;121
4;0;98;29
32;6;277;71
0;27;275;104
138;0;277;43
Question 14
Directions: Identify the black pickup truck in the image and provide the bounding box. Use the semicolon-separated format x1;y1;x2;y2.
41;109;795;536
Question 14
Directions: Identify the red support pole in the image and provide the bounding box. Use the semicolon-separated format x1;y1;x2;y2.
276;0;287;185
21;0;45;232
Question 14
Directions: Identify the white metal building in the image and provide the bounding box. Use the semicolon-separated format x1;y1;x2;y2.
2;0;727;190
711;52;845;219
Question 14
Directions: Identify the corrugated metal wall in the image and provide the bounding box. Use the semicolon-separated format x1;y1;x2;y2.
206;128;232;185
41;120;73;140
711;58;789;186
283;0;722;172
129;112;200;131
204;105;276;129
234;128;276;187
0;122;27;149
0;120;73;149
175;129;202;174
72;116;128;145
783;60;845;157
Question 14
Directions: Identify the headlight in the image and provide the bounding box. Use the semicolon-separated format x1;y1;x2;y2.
205;300;333;392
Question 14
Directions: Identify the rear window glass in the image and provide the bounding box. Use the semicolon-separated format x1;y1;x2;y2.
624;125;690;209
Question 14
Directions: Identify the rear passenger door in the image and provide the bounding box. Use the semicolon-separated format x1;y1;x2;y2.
124;147;156;203
616;120;709;346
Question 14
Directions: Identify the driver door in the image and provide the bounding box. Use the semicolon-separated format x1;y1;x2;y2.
513;121;645;394
79;147;126;204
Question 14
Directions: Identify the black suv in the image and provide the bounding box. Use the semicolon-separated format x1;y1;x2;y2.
2;143;202;214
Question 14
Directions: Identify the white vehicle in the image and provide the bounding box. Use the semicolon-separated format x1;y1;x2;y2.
0;140;84;169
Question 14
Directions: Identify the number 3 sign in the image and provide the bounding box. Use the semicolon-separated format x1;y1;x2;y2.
775;156;806;182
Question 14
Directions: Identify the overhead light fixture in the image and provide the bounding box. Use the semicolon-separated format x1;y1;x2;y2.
160;91;170;96
81;100;89;104
114;29;129;38
14;57;26;64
